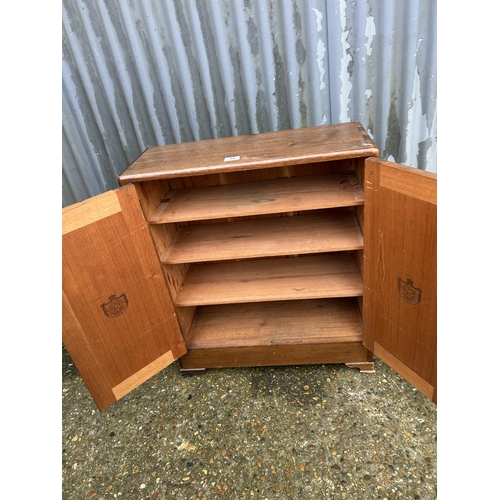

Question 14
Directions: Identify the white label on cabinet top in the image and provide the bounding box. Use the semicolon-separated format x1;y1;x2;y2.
224;155;240;162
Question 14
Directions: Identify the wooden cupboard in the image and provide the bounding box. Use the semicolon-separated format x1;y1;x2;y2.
62;122;437;411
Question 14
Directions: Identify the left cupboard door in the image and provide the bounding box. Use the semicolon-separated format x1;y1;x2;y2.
62;184;187;411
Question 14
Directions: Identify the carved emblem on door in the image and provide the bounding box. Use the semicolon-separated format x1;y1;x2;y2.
397;278;422;305
101;293;129;318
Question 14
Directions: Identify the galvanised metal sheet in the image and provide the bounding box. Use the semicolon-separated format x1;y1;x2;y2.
62;0;436;206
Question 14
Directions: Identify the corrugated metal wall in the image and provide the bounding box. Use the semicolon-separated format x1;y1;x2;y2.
62;0;436;207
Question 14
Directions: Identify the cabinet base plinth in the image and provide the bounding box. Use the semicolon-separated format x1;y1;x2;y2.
179;341;372;371
179;367;207;376
345;361;375;373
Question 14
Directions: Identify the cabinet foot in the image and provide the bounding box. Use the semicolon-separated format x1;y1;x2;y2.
180;367;207;377
345;362;375;373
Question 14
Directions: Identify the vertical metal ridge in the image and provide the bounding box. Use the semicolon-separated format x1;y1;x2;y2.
62;0;437;206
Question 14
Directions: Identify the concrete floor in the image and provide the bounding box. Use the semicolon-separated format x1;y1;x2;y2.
62;345;437;499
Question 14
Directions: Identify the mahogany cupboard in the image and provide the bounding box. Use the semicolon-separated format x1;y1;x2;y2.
62;122;437;411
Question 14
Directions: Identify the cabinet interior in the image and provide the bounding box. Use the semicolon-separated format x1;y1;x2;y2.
132;157;369;369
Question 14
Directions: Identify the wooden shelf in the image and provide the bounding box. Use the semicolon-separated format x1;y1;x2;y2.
186;299;362;349
176;253;363;306
149;173;363;223
162;211;363;264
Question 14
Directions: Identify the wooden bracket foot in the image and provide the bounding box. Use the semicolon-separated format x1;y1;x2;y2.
345;362;375;373
180;367;207;377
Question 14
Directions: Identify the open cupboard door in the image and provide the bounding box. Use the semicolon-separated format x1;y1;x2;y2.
62;185;187;411
363;157;437;403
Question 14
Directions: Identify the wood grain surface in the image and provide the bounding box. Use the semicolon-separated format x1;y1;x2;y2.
176;253;363;306
363;157;437;402
119;122;378;182
162;211;364;264
62;185;187;410
149;172;363;223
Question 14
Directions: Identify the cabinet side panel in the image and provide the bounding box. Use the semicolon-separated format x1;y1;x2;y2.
352;157;368;234
128;181;195;340
133;179;171;219
363;158;436;402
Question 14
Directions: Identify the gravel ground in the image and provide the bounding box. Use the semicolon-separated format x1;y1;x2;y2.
62;345;437;499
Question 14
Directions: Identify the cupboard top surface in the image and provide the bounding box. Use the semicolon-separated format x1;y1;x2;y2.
119;122;379;183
